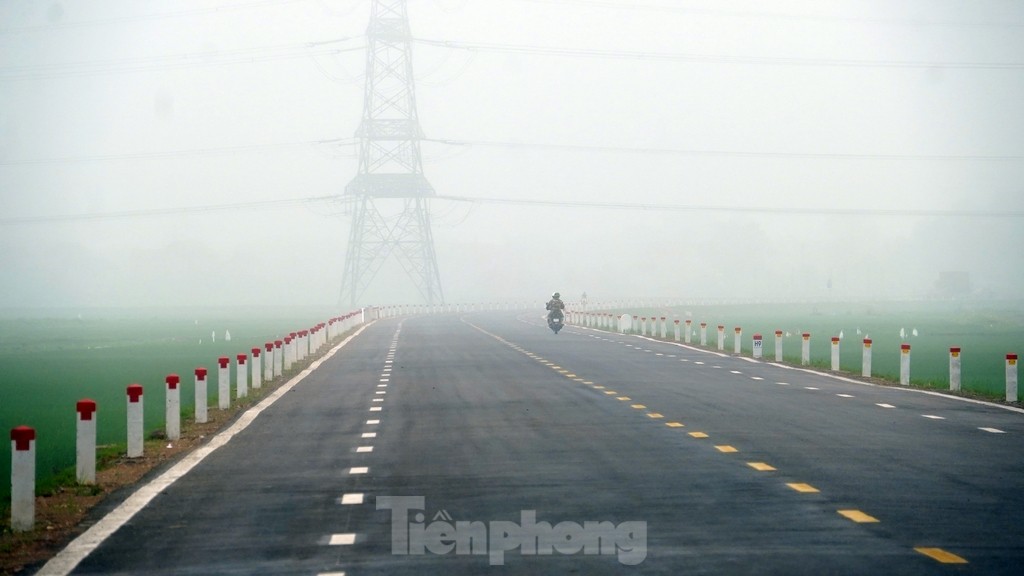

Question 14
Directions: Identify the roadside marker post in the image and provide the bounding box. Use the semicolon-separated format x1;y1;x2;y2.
76;399;97;484
264;343;274;382
10;426;36;532
734;327;742;354
753;333;763;359
831;337;841;371
775;330;784;362
1007;354;1018;402
685;319;693;344
949;348;961;392
165;374;181;441
900;344;911;385
126;384;144;458
717;325;725;351
236;354;248;399
862;339;873;377
801;333;811;366
251;347;262;390
194;367;208;423
273;340;283;377
284;336;294;370
700;322;708;346
217;356;230;409
673;320;680;342
660;317;667;339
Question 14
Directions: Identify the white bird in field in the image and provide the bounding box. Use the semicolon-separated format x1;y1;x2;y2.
900;327;906;339
839;330;844;340
912;328;919;337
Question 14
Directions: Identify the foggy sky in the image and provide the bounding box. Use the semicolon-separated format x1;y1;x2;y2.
1;0;1023;309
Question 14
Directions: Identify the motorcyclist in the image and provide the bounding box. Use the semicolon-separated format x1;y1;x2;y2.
545;292;565;321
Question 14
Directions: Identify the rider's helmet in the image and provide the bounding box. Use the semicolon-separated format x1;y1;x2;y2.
553;292;560;299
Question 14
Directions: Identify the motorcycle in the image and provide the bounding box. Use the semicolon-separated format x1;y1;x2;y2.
547;309;565;334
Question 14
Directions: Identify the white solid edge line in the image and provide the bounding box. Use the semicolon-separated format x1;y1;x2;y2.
36;321;376;576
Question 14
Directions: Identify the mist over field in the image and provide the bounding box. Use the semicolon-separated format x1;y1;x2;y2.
1;0;1023;309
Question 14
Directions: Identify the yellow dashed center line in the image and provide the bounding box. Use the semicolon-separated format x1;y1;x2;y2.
747;462;776;471
715;445;738;453
593;385;606;389
837;510;879;523
665;422;685;428
617;396;631;401
689;432;709;438
914;548;967;564
786;483;820;493
630;404;647;409
604;391;617;395
565;373;577;377
646;413;664;419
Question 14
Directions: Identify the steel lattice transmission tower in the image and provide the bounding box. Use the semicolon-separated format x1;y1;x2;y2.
339;0;444;307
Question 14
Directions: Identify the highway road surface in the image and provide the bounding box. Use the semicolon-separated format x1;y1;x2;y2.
38;312;1024;575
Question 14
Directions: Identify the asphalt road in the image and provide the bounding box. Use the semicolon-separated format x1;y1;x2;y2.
40;312;1024;575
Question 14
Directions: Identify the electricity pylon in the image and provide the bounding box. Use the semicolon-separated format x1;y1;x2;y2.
339;0;444;307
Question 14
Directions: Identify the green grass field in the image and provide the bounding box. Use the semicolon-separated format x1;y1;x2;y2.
0;306;342;502
600;300;1024;399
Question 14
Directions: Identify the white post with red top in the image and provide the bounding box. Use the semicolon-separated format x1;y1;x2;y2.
900;344;911;385
717;325;725;351
753;333;763;359
673;320;680;342
165;374;181;441
734;327;742;354
284;335;295;370
700;322;707;346
76;399;97;484
217;356;230;409
862;339;873;377
127;384;144;458
264;343;274;382
831;337;840;371
685;320;692;344
236;354;248;399
640;317;647;336
775;330;783;362
660;317;667;339
251;347;262;390
195;367;208;423
1007;354;1018;402
801;333;811;366
949;348;961;391
274;340;283;377
10;426;35;531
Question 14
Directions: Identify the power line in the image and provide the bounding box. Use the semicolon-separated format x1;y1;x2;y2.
434;194;1024;219
425;138;1024;162
0;38;362;80
0;0;314;34
0;196;349;225
6;194;1018;226
414;37;1024;70
0;138;356;166
509;0;1024;30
